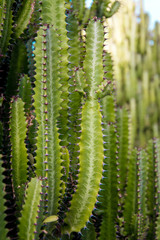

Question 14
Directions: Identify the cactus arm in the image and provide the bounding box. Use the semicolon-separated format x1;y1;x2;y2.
155;139;160;207
6;39;28;97
33;26;63;234
27;0;41;36
67;13;82;175
67;12;80;73
0;0;13;55
130;98;137;148
146;140;156;238
41;0;56;24
138;150;148;218
99;123;118;240
63;99;104;234
155;139;160;238
96;50;114;99
123;149;137;235
33;26;47;177
98;95;117;240
63;19;105;233
137;149;148;239
14;0;35;38
117;108;129;192
67;68;85;177
42;0;69;146
33;26;63;232
45;27;62;217
18;178;42;240
105;1;120;18
10;97;28;208
78;0;85;22
84;19;104;98
0;160;9;240
57;27;69;146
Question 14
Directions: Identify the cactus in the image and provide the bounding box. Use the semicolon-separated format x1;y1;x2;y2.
62;18;109;234
9;97;28;209
18;178;42;240
108;0;160;146
1;0;160;239
14;0;35;38
0;159;9;240
0;0;13;56
98;95;118;240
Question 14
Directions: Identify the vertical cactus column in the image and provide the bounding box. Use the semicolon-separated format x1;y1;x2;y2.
42;0;69;147
9;98;28;209
0;159;9;240
18;178;42;240
98;95;118;240
33;25;63;226
62;18;111;234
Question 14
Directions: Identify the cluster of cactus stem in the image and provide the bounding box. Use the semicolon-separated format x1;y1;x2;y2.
0;0;160;239
108;0;160;147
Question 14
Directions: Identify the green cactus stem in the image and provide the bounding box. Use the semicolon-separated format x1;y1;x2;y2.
14;0;35;38
9;97;28;209
18;178;42;240
0;159;9;240
63;99;104;234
